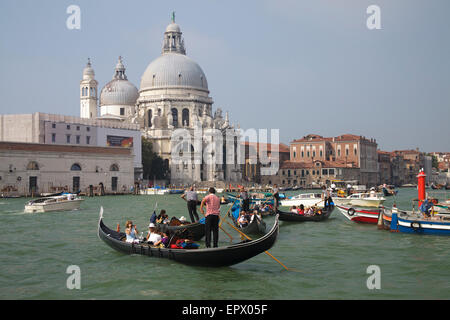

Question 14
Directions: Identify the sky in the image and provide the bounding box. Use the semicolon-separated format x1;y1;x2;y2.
0;0;449;152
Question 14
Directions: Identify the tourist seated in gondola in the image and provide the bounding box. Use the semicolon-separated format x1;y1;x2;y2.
290;205;298;214
125;220;140;243
261;204;272;213
297;204;305;215
146;223;162;246
160;231;170;248
220;195;228;204
238;212;249;228
156;210;170;224
305;206;315;216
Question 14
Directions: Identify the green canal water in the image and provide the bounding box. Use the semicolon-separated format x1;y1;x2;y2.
0;188;449;300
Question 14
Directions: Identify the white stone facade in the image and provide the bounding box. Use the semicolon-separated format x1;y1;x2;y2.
0;113;142;180
0;142;134;196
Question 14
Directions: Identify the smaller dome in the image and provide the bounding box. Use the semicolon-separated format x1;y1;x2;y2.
82;58;95;80
100;57;138;107
100;80;139;106
166;22;181;33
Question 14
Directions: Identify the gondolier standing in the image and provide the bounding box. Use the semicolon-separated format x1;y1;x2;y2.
181;185;199;222
200;187;221;248
322;185;332;208
273;184;280;212
238;187;250;212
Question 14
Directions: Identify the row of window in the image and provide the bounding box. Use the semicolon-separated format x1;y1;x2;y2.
281;168;336;177
51;133;91;145
51;123;91;131
294;148;357;158
146;108;191;128
23;161;119;172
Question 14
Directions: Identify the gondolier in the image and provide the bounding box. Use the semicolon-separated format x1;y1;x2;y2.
181;185;199;222
273;184;280;211
238;187;250;212
200;187;221;248
322;186;332;209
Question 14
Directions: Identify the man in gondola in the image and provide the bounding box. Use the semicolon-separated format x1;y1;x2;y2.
237;187;250;212
272;184;280;212
181;185;199;222
200;187;221;248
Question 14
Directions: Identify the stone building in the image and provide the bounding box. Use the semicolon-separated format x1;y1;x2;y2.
0;112;142;180
0;142;134;196
290;134;379;186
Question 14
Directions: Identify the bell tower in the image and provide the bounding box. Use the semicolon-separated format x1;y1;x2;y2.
80;58;98;119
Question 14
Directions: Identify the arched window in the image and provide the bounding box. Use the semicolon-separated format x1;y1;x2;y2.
110;164;119;172
182;108;189;127
148;109;152;128
27;161;39;170
171;108;178;127
71;163;82;171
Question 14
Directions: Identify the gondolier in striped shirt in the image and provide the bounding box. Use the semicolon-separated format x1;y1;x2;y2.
181;185;199;222
200;187;221;248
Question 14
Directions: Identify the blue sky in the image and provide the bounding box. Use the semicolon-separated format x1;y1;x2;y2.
0;0;449;152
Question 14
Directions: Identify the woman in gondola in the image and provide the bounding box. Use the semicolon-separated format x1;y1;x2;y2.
297;204;305;215
125;220;139;243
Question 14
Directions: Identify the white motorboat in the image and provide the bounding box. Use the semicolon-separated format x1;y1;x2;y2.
280;193;325;208
334;192;385;208
139;188;170;195
24;193;83;213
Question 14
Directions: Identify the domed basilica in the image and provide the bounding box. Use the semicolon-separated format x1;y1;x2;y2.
80;16;242;185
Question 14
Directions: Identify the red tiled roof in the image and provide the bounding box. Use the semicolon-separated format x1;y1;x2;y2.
242;141;290;153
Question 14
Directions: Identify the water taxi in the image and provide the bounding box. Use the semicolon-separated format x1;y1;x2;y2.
334;192;385;207
280;193;324;208
24;193;83;213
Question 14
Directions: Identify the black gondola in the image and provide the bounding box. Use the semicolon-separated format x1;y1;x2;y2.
230;213;266;235
156;221;205;241
98;208;280;267
277;205;334;222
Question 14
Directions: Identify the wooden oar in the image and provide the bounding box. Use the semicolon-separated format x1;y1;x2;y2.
223;219;297;272
219;200;237;228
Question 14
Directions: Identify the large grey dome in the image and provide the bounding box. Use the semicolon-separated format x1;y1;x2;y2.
100;57;139;106
140;53;208;92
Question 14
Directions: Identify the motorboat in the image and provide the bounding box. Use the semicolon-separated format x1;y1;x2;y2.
139;187;170;195
334;192;385;207
24;193;83;213
336;205;383;224
387;208;450;235
280;193;324;208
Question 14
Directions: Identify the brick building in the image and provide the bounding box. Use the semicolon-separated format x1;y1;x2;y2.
289;134;379;186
